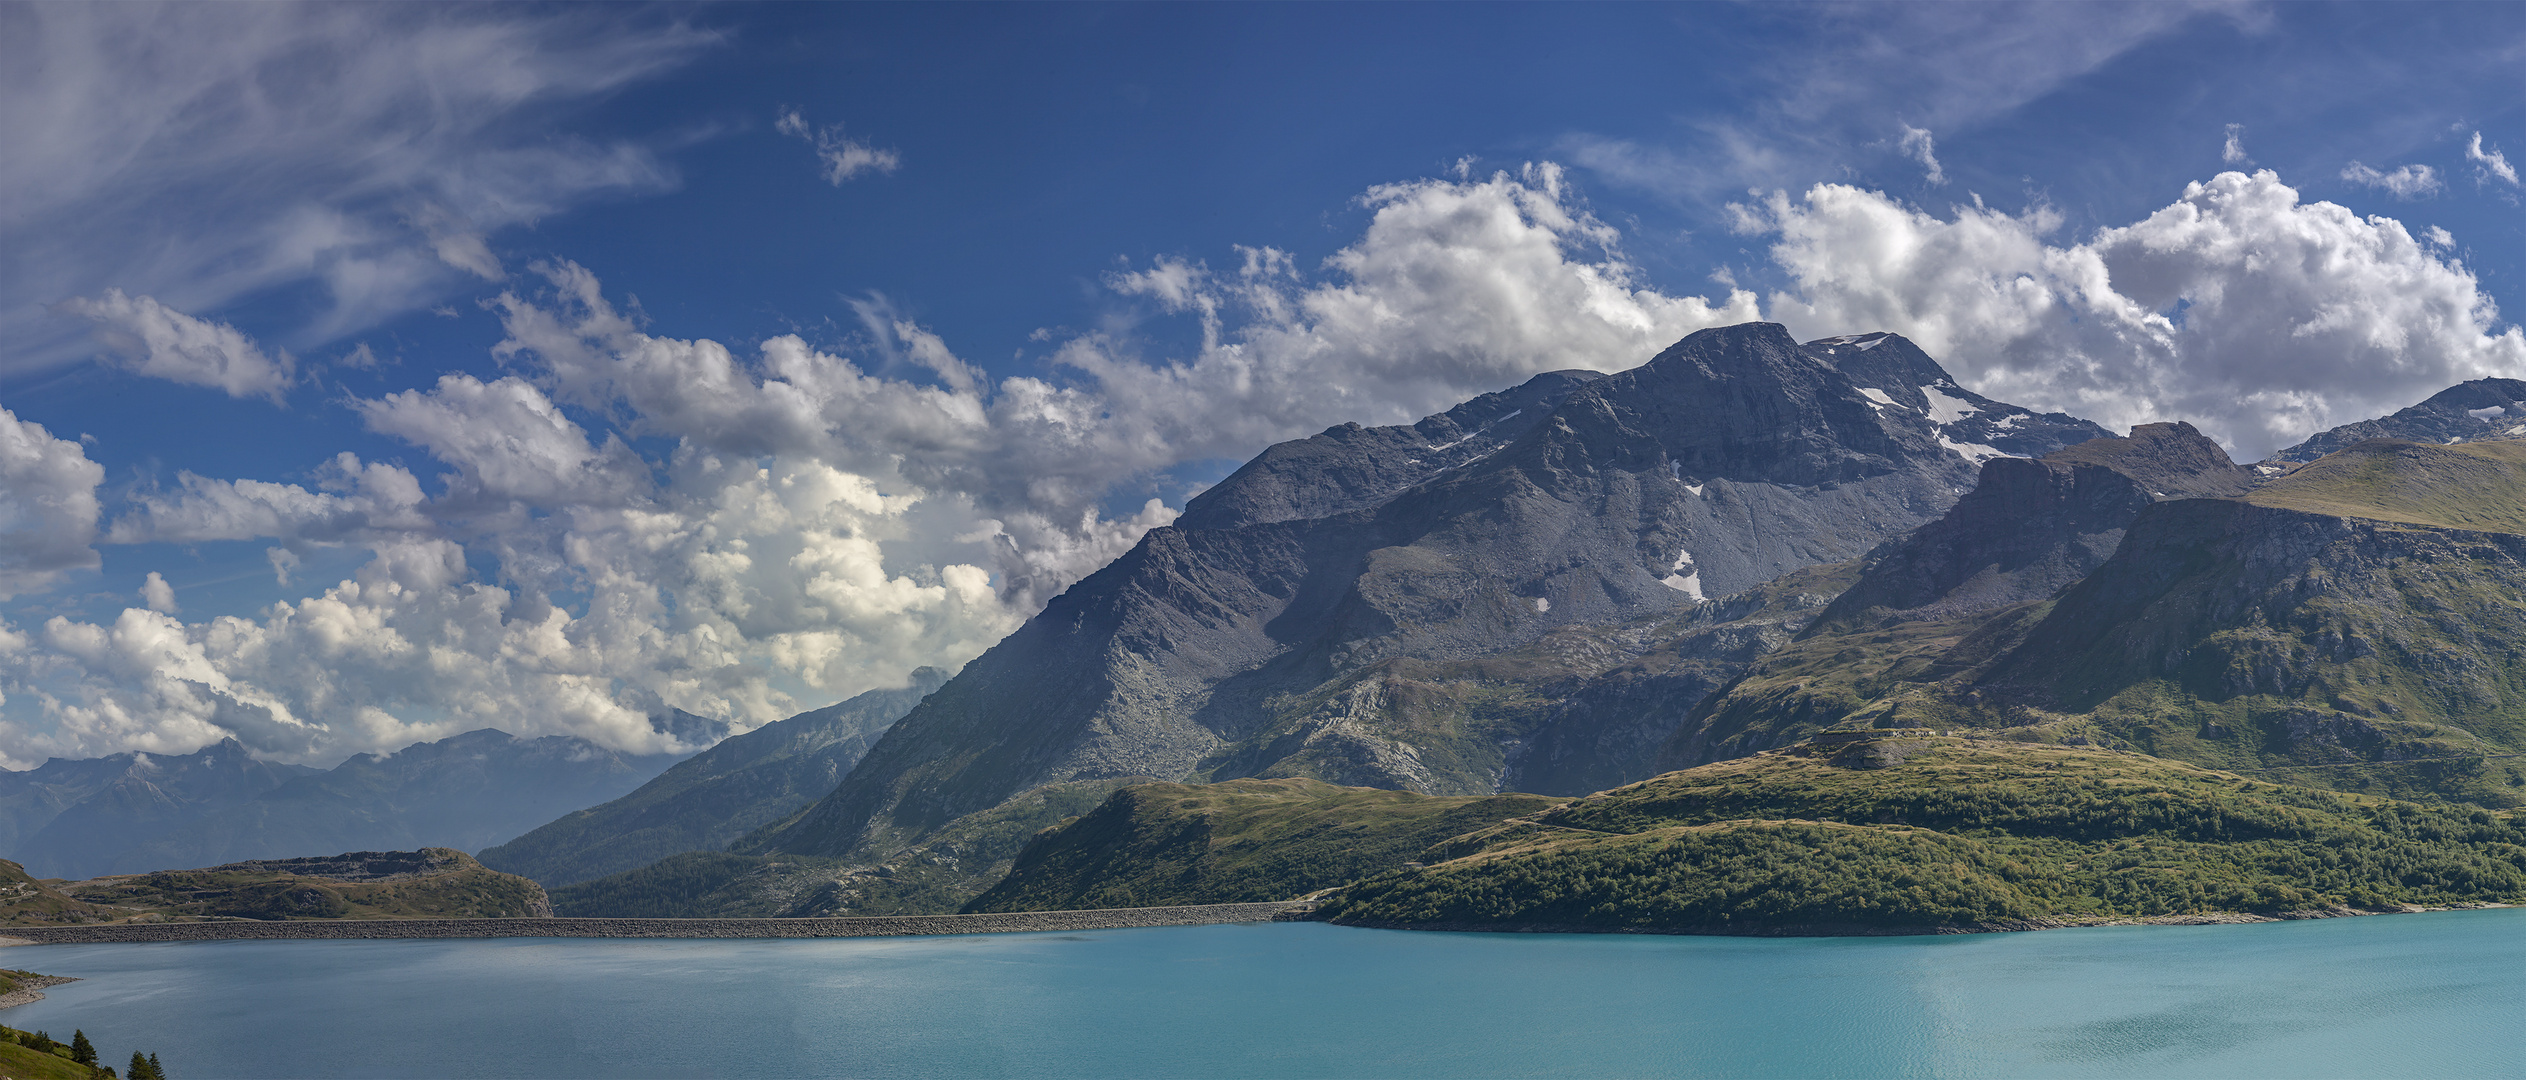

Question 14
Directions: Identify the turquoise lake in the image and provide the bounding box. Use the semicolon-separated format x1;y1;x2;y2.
10;910;2526;1078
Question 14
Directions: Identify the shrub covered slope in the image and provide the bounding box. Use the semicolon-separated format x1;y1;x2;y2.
964;778;1563;912
1314;735;2526;932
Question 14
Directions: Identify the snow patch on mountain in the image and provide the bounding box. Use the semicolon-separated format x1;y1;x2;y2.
1658;549;1704;601
1921;385;1978;425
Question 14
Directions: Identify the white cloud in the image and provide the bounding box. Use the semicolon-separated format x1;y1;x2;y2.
2223;123;2250;165
139;572;177;616
1752;170;2526;459
2341;161;2443;199
0;5;712;375
356;375;647;507
0;407;104;600
1899;125;1947;185
51;290;296;401
105;453;430;548
2469;131;2519;185
775;109;901;185
1564;4;2233;208
2427;225;2456;248
4;164;1770;766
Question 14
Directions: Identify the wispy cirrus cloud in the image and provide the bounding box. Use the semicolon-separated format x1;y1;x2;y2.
1;4;717;377
2468;131;2519;185
1559;3;2238;207
2340;160;2443;199
775;109;901;185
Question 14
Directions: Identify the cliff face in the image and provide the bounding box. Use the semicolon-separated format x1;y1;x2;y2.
749;323;2102;864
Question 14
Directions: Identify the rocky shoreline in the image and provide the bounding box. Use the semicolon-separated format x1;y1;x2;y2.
0;975;77;1009
0;901;1316;946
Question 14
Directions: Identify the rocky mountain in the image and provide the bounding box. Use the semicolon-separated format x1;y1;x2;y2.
1669;426;2526;809
1659;421;2256;768
6;715;726;880
2275;377;2526;462
480;668;951;887
736;323;2109;894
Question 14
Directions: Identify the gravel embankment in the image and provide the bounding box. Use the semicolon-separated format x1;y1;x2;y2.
0;902;1315;946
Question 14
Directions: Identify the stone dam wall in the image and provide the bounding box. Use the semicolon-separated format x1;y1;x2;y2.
0;901;1315;945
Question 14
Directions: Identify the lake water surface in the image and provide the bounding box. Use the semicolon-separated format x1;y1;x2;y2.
9;910;2525;1078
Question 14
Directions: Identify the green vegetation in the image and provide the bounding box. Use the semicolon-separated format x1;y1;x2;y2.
0;1015;165;1079
1314;736;2526;932
48;849;549;923
549;852;798;918
964;778;1564;912
0;861;127;925
563;780;1144;917
2244;439;2526;533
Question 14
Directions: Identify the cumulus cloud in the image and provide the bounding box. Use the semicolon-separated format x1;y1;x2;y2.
2223;123;2250;165
775;109;900;185
2341;161;2442;199
1749;169;2526;459
1898;125;1946;185
51;290;295;401
2469;131;2518;185
105;453;430;548
356;375;647;507
0;407;104;600
3;164;1765;765
138;572;177;615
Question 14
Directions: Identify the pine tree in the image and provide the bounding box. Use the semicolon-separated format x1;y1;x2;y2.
146;1050;166;1080
130;1050;149;1079
70;1028;94;1065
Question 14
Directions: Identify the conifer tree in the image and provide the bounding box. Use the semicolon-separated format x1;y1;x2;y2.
70;1028;94;1065
130;1050;149;1079
147;1050;165;1080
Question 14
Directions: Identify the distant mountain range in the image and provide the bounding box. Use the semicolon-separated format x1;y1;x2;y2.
0;713;726;880
479;668;949;887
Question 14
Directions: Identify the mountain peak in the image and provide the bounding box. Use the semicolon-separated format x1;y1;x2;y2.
2045;421;2253;498
2274;377;2526;462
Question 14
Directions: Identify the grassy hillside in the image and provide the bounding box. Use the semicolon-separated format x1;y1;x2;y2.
0;860;129;926
2244;438;2526;533
50;849;549;922
964;778;1564;912
0;1029;108;1080
1315;735;2526;933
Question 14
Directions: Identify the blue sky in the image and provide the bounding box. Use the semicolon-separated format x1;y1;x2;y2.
4;2;2525;765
